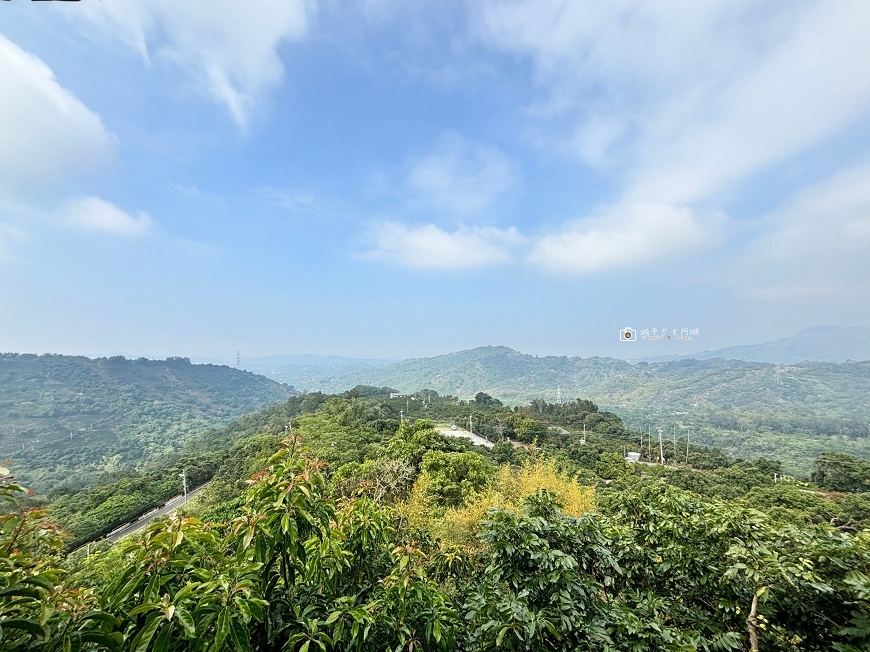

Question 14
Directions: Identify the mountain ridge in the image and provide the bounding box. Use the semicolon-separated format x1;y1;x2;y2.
637;325;870;364
271;345;870;474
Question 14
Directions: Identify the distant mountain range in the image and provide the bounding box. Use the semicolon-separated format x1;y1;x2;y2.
639;325;870;364
252;342;870;475
247;326;870;392
278;345;870;413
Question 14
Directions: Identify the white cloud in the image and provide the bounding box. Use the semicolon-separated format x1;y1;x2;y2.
0;35;114;201
734;162;870;304
72;0;313;129
472;1;783;164
528;202;714;274
630;0;870;204
470;1;870;274
364;221;523;269
407;132;519;215
59;196;153;237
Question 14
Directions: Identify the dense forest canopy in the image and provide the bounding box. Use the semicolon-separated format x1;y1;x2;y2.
31;386;870;549
4;386;870;651
0;354;295;493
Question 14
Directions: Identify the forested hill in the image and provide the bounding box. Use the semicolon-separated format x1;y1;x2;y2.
282;346;632;399
289;345;870;418
293;346;870;474
0;354;295;493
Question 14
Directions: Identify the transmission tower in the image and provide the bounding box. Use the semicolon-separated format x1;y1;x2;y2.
236;351;240;369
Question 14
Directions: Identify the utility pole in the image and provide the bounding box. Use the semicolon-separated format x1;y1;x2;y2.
658;428;664;465
673;425;677;463
648;425;651;460
399;410;404;425
686;429;690;465
179;469;188;505
469;414;473;435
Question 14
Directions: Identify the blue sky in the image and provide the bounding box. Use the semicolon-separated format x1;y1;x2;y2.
2;1;870;363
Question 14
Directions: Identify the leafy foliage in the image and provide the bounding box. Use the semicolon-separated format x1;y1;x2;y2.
419;451;494;508
0;481;122;651
96;440;459;652
10;387;870;651
813;452;870;493
466;486;870;651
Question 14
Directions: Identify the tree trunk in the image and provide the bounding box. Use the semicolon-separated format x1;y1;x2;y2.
747;592;759;652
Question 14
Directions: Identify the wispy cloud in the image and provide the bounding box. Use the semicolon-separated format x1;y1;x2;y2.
733;162;870;304
470;0;870;276
255;188;335;216
363;221;523;269
629;0;870;205
59;197;153;237
0;36;127;258
407;132;520;215
0;224;26;263
70;0;313;130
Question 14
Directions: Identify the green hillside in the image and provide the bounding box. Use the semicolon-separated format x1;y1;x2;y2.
14;387;870;652
293;346;633;399
0;354;295;492
302;347;870;474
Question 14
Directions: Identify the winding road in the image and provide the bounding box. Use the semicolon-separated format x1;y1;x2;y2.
438;426;494;449
106;484;209;543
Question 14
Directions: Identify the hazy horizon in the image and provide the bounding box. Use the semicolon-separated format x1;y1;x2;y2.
2;324;868;367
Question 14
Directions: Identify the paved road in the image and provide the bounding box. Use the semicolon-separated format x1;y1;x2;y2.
439;427;494;449
107;484;208;543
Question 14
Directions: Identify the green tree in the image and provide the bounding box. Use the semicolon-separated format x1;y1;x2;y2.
386;419;458;468
491;440;517;465
474;392;502;407
593;451;632;480
813;452;870;493
420;451;494;508
0;480;122;651
97;441;459;652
